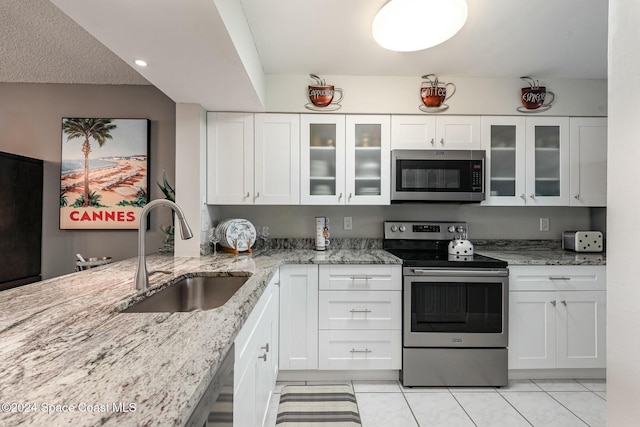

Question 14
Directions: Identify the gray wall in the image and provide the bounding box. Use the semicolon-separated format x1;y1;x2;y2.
214;205;596;240
0;83;176;279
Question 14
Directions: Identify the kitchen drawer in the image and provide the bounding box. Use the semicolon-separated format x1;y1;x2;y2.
318;330;401;370
318;265;401;291
319;290;401;330
510;265;606;291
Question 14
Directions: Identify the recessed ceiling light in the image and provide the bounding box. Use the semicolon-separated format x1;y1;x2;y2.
373;0;468;52
134;59;148;67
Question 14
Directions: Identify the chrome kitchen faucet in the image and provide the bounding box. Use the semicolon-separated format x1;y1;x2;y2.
134;199;193;291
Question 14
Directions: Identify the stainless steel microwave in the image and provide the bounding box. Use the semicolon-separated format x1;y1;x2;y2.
391;149;485;202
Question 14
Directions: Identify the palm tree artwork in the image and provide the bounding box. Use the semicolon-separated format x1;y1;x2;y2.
62;118;117;207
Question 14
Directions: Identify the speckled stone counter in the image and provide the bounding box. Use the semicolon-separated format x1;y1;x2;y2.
474;239;606;266
0;249;400;427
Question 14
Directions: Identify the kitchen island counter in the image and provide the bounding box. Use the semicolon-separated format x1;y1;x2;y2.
0;249;400;426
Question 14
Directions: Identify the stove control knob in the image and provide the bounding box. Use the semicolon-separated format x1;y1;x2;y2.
399;225;406;232
456;226;465;233
390;225;398;232
447;226;456;233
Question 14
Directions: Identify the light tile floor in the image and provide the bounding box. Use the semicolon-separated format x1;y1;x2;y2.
265;379;606;427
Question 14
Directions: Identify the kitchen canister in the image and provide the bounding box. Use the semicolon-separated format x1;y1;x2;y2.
315;217;330;251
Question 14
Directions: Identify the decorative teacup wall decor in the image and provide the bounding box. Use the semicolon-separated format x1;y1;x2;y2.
517;76;555;113
419;74;456;112
305;74;343;111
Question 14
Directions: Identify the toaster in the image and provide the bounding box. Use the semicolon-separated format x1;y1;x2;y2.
562;231;604;252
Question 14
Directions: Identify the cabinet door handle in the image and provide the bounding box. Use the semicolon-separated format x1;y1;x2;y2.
338;192;343;201
261;343;270;352
348;192;352;201
258;353;267;361
430;138;435;146
549;276;571;281
574;194;580;199
529;194;535;199
350;348;372;354
350;275;373;280
520;194;526;200
256;192;260;198
561;300;567;306
245;192;250;198
440;138;445;145
350;309;372;314
551;300;557;306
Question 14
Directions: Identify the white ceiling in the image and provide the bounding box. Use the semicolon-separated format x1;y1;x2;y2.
240;0;608;79
3;1;607;109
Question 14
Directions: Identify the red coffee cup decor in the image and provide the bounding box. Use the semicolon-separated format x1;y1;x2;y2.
518;76;555;112
419;74;455;112
306;74;343;111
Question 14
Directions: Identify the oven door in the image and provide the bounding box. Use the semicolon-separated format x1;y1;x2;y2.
403;268;508;348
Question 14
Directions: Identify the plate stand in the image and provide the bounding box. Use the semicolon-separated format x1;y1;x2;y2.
221;238;253;255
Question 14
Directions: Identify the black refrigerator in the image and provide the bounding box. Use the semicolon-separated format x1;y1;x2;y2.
0;151;43;291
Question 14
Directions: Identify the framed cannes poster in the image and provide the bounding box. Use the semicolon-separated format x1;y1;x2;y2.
59;118;150;230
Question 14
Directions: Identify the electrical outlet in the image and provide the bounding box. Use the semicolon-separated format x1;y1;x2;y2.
344;216;353;230
540;217;550;232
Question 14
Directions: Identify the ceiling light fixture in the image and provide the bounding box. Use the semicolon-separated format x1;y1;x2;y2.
372;0;468;52
134;59;148;67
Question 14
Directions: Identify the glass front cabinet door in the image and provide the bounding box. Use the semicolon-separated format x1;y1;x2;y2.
301;114;346;204
482;116;570;206
301;114;390;205
525;117;570;206
481;116;526;206
345;115;390;205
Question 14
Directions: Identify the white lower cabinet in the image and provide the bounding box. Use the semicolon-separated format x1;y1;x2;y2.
318;330;402;370
279;265;319;370
234;271;279;427
318;265;402;370
508;265;606;370
279;263;402;372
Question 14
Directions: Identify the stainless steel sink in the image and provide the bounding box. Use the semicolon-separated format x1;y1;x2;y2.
122;275;249;313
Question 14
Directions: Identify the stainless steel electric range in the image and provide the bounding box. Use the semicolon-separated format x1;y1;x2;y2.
383;221;509;387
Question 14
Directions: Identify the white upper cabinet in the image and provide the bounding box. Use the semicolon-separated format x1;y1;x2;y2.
481;116;527;206
483;116;602;207
300;114;346;205
207;112;254;204
301;114;390;205
207;113;300;205
525;117;570;205
345;115;391;205
254;114;300;205
569;117;607;207
391;115;481;150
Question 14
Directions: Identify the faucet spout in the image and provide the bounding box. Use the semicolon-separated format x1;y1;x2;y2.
134;199;193;291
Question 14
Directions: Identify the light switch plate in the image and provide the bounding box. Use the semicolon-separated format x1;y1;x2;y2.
540;217;550;232
344;217;353;230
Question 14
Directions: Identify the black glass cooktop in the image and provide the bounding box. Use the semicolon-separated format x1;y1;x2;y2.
385;248;508;269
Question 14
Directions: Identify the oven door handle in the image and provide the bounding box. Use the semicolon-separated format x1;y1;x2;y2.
409;269;508;277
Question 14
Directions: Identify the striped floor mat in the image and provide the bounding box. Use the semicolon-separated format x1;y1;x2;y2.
276;384;362;426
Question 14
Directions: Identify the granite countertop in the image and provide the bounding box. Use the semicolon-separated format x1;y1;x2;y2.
474;240;606;266
0;249;400;427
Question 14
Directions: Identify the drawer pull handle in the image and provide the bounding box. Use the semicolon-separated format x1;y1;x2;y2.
261;343;270;352
350;275;373;280
549;276;571;280
350;309;372;314
258;353;267;362
350;348;372;354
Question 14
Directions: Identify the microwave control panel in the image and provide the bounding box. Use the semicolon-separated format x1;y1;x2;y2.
472;160;483;191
